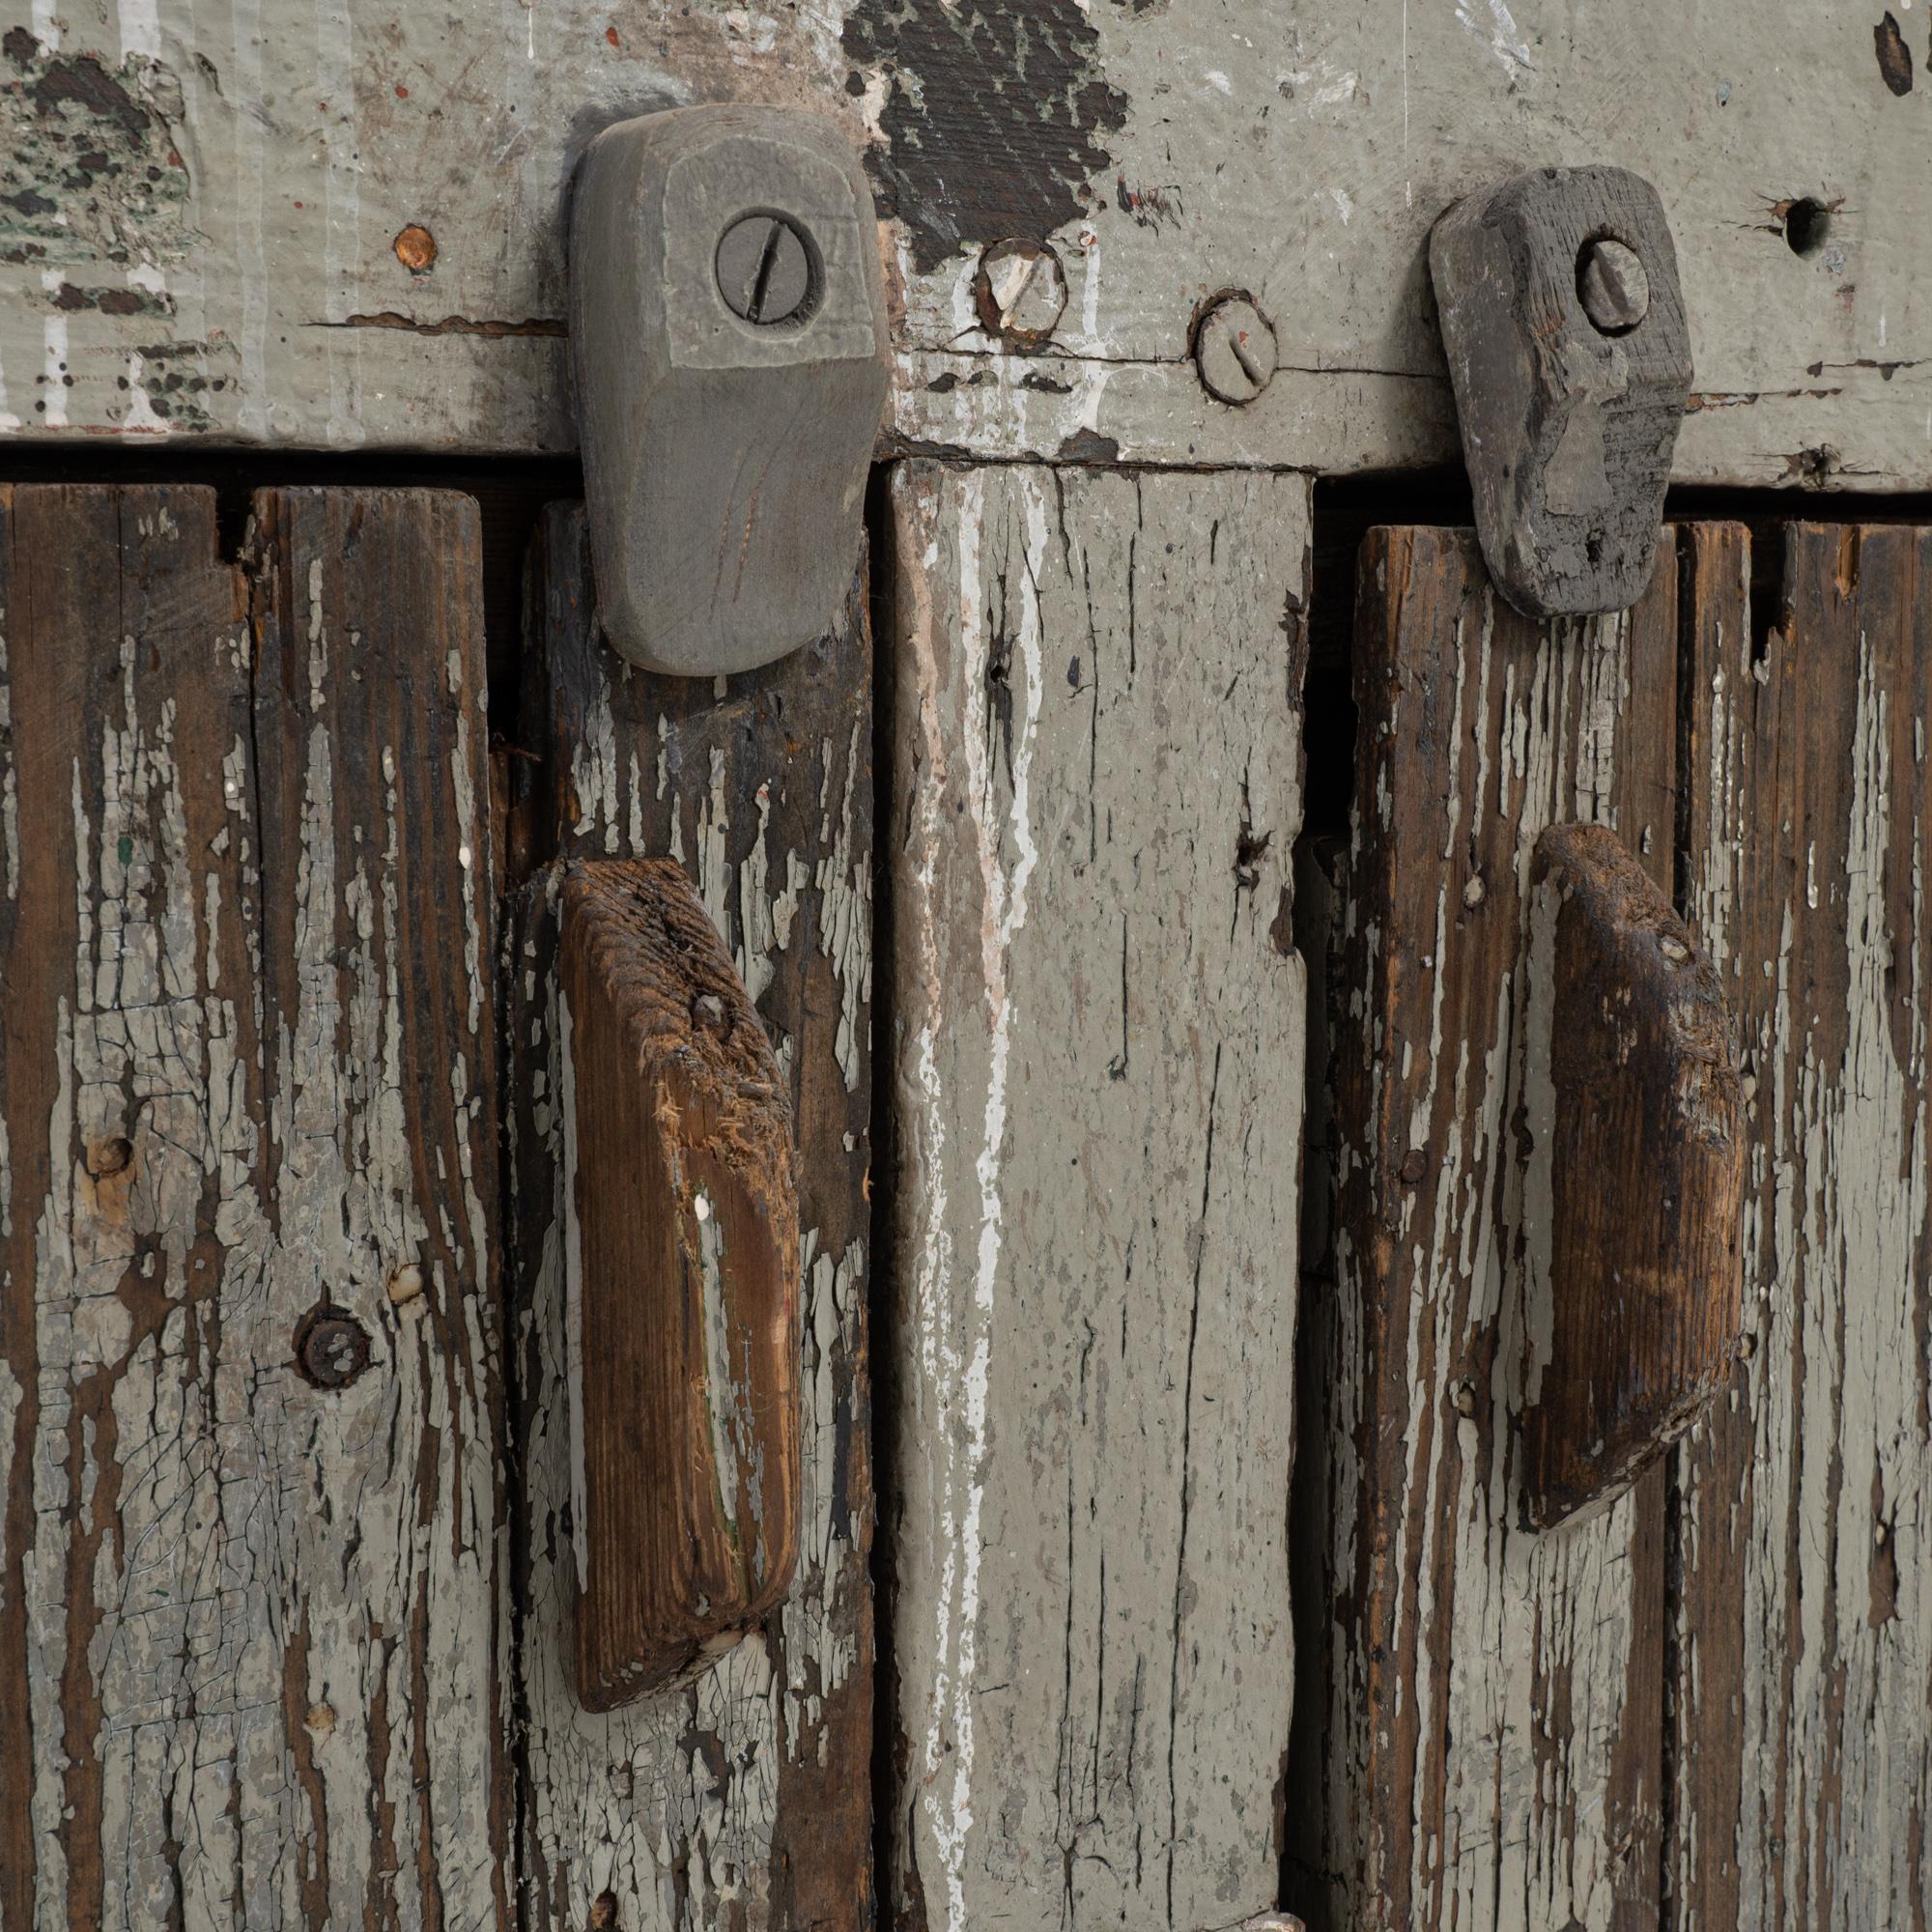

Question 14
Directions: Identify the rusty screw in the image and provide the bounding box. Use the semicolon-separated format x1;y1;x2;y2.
393;223;438;274
716;213;813;326
295;1304;373;1391
1194;293;1277;406
974;239;1067;349
1577;239;1649;334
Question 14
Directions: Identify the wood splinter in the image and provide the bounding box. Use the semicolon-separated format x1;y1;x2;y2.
558;858;801;1709
1520;823;1745;1530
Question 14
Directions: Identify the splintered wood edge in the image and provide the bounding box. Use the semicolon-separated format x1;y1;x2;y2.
558;857;802;1708
1522;823;1746;1530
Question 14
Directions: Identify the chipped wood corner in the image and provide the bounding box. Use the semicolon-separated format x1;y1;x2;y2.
1520;822;1745;1532
557;856;802;1711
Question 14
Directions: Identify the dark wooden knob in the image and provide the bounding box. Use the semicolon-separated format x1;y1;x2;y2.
1520;823;1745;1530
558;858;801;1707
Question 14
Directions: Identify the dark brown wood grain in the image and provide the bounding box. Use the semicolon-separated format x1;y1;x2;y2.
1291;525;1732;1930
246;486;512;1927
0;486;258;1931
508;502;875;1929
560;859;800;1708
1521;822;1744;1530
0;485;510;1925
1671;523;1932;1926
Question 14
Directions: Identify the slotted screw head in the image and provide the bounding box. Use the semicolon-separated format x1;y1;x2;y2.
716;213;813;326
1194;293;1277;406
974;239;1067;349
1578;238;1650;334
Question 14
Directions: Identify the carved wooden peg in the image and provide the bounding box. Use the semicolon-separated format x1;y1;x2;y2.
1520;824;1744;1530
558;858;801;1708
1430;165;1693;619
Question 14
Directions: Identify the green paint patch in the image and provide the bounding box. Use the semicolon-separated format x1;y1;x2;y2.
0;35;192;265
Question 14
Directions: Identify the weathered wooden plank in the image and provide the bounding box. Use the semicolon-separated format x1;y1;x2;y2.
245;485;510;1927
882;461;1307;1932
1672;522;1932;1928
0;0;1927;487
0;483;509;1925
507;505;874;1929
1292;526;1726;1931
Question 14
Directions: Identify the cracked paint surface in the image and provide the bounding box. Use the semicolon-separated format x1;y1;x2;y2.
884;462;1307;1932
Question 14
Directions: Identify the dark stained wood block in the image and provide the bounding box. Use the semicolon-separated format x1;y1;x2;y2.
558;857;801;1709
1520;822;1745;1529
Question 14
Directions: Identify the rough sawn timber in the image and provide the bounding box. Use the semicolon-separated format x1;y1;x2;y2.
506;504;875;1931
1671;523;1932;1929
1290;525;1740;1930
0;484;509;1926
882;461;1308;1932
0;0;1928;488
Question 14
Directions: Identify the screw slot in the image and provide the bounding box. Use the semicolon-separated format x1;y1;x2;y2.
715;213;818;327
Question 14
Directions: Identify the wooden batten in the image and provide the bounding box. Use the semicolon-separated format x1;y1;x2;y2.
504;504;876;1930
1292;524;1735;1929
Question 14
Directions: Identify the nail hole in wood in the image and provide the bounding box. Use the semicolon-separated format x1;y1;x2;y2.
87;1134;134;1179
1784;197;1832;258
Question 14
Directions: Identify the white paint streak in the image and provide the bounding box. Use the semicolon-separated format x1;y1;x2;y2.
117;0;161;59
1456;0;1534;73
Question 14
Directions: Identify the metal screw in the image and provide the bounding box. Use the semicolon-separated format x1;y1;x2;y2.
295;1304;373;1391
974;239;1067;349
716;214;813;326
1194;293;1277;406
1577;239;1650;334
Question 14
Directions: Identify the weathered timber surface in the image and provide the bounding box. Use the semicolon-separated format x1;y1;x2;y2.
559;859;801;1710
0;485;508;1925
883;462;1307;1932
0;0;1925;486
1520;823;1744;1530
507;505;874;1928
1671;523;1932;1928
1290;525;1732;1931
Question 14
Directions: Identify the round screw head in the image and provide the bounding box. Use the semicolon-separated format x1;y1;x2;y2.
1194;293;1277;406
1577;239;1650;334
974;239;1067;349
716;213;813;326
295;1303;374;1390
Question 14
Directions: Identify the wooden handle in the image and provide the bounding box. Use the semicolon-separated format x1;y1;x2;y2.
1520;824;1745;1530
558;858;801;1708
